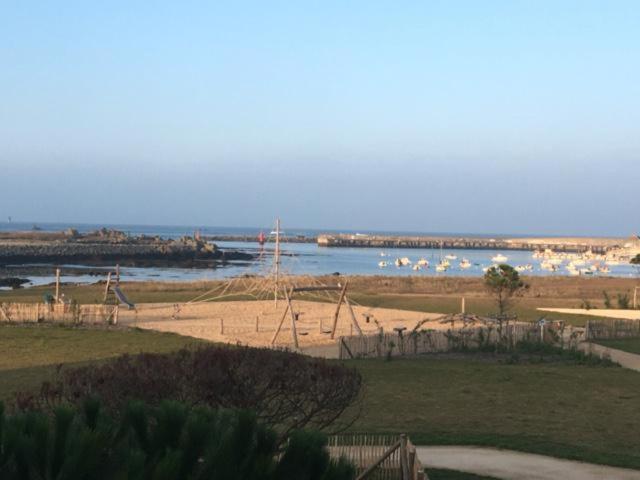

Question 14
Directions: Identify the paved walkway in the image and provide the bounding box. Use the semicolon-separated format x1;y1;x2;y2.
580;342;640;372
417;446;640;480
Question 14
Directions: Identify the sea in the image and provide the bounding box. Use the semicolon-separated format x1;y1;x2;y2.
0;222;636;288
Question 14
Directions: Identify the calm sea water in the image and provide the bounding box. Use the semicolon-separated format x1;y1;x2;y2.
1;222;636;287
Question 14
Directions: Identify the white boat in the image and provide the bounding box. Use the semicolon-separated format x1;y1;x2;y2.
412;264;421;271
435;263;448;272
394;258;403;267
491;254;508;263
380;252;387;257
417;258;429;267
440;258;451;268
400;257;412;265
599;265;611;274
459;258;471;269
445;254;457;260
378;261;388;268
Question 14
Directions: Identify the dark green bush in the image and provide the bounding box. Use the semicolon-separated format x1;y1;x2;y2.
17;345;362;444
0;400;354;480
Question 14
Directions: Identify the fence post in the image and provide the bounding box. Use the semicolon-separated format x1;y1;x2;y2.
400;434;410;480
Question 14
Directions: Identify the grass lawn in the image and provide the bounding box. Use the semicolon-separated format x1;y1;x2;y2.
0;325;201;401
425;469;498;480
2;323;640;470
596;337;640;355
351;356;640;470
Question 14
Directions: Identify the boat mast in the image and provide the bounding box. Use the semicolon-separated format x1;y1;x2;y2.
274;217;280;307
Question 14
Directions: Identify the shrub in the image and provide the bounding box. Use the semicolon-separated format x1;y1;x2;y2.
603;291;612;308
16;345;362;444
0;400;355;480
617;292;630;309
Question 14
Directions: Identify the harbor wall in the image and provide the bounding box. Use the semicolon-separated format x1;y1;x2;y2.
317;234;625;253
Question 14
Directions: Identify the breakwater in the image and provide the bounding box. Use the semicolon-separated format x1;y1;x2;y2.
204;235;316;244
317;234;624;254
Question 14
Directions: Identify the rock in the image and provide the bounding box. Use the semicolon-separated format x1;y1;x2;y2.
0;277;30;289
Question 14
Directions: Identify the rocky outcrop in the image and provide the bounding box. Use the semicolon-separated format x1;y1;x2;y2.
0;230;253;267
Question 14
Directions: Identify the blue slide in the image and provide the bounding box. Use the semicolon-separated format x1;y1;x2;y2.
113;286;135;309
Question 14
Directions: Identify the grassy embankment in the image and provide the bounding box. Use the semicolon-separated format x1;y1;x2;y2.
2;324;640;469
596;338;640;355
1;275;637;326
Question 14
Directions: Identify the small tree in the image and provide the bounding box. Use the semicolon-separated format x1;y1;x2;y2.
484;264;525;316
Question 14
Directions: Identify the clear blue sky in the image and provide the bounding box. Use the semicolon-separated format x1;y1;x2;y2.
1;1;638;235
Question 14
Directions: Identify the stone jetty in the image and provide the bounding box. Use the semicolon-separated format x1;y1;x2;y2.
317;233;626;254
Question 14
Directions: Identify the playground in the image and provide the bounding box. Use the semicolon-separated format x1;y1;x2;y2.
123;300;445;349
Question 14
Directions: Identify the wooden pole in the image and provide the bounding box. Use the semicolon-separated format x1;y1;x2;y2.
113;305;119;325
256;315;259;333
115;264;120;286
285;287;299;349
55;268;61;303
344;294;364;336
103;272;112;303
461;297;465;314
274;217;280;308
634;286;638;310
220;318;224;335
330;282;349;339
270;297;290;345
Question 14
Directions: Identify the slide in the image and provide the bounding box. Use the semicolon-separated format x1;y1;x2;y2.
113;286;135;309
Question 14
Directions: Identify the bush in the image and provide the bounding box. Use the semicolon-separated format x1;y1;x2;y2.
617;293;630;309
603;291;612;308
16;345;362;444
0;400;355;480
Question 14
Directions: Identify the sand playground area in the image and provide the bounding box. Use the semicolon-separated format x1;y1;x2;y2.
119;300;446;349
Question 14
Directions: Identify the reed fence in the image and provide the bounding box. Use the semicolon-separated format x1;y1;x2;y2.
327;434;425;480
339;324;544;360
585;318;640;340
0;302;114;324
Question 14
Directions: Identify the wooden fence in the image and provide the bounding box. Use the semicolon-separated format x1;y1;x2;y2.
0;302;114;324
327;434;425;480
585;318;640;340
339;324;544;360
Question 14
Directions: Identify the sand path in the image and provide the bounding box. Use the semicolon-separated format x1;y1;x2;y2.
537;308;640;320
417;446;640;480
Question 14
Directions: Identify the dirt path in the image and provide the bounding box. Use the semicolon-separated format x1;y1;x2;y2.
417;446;640;480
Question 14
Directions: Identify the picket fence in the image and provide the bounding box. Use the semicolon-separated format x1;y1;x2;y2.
584;318;640;340
339;324;543;359
0;302;113;324
327;434;425;480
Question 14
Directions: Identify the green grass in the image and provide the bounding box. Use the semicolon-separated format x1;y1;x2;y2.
2;323;640;469
352;356;640;470
425;469;498;480
0;325;201;401
350;293;599;327
596;337;640;355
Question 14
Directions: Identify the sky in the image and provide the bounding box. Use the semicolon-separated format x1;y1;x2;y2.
1;1;638;236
